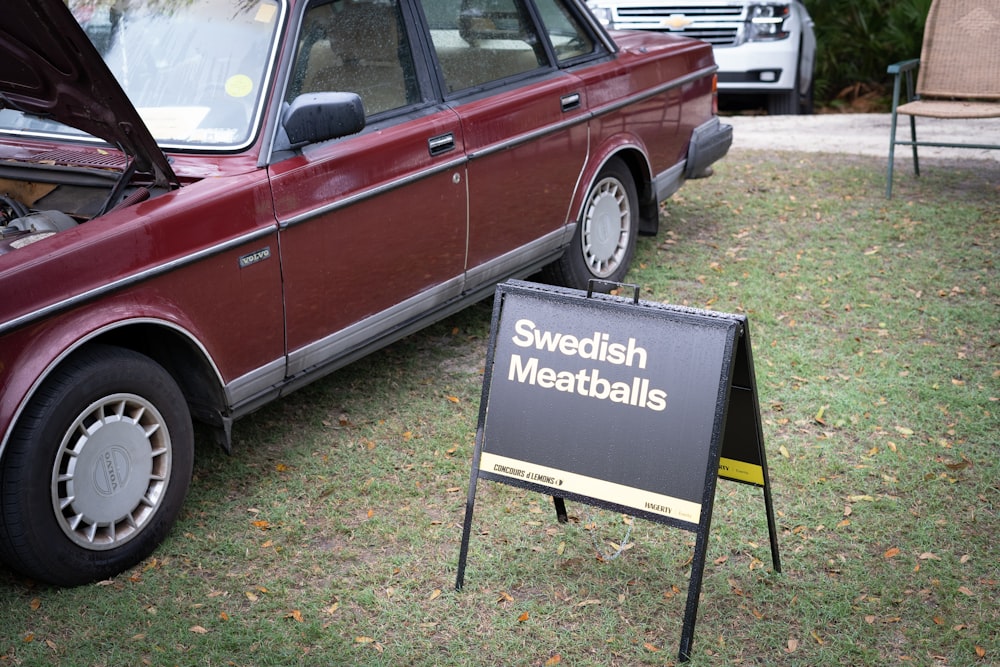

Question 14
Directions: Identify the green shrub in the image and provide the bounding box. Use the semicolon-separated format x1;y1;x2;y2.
804;0;931;107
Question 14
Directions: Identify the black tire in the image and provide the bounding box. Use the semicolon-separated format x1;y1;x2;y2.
768;39;812;116
767;86;800;116
0;345;193;586
544;157;639;291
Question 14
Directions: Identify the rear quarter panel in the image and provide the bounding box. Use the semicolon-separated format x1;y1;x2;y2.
574;31;718;196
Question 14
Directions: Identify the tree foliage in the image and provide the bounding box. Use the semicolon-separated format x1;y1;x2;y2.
804;0;932;106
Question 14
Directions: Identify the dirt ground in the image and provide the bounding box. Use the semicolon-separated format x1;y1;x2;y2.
724;112;1000;162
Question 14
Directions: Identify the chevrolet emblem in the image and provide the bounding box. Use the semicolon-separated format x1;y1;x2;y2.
662;15;693;29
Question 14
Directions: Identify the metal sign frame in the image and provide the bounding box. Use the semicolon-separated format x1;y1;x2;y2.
455;280;779;662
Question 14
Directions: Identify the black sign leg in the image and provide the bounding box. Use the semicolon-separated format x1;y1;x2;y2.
455;477;478;591
456;428;485;591
678;526;711;662
760;466;782;573
552;496;568;523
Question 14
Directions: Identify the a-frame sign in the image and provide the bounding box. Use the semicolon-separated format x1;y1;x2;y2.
455;280;780;662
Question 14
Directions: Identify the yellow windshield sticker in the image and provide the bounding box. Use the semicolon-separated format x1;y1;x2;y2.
225;75;254;98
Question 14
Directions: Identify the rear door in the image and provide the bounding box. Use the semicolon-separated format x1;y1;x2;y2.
269;0;468;377
424;0;593;290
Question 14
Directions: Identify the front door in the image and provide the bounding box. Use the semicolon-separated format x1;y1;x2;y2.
270;0;468;376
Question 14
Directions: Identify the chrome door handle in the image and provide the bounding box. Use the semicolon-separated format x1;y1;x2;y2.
428;133;455;156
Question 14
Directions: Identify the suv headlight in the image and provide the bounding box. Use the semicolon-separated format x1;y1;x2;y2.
746;4;791;41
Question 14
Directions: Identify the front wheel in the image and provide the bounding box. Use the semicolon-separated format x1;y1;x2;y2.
544;158;639;291
0;345;193;586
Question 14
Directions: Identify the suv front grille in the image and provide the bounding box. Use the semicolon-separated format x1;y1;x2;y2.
615;5;744;46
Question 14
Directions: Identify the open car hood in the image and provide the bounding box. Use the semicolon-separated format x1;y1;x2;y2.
0;0;177;187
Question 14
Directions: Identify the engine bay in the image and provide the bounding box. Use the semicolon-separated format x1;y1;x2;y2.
0;168;161;256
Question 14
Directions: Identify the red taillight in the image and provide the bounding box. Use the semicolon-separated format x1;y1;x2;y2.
712;74;719;116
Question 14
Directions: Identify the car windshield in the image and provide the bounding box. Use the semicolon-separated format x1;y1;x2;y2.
0;0;283;151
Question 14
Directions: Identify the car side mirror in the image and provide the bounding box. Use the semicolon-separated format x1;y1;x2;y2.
281;92;365;146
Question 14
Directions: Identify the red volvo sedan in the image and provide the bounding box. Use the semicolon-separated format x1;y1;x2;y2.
0;0;730;584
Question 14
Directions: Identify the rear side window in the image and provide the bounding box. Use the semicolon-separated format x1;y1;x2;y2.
287;0;419;117
532;0;596;63
426;0;548;93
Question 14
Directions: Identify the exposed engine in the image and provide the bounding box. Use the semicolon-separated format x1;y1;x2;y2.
0;172;155;256
0;191;80;255
0;184;85;258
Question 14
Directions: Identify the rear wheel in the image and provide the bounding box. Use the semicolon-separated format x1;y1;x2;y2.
768;39;812;115
544;158;638;291
0;345;193;586
767;87;800;115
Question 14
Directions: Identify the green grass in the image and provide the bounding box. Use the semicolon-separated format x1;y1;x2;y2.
1;151;996;666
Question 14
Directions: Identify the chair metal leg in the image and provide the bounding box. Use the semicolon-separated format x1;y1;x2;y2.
909;115;920;177
887;110;900;198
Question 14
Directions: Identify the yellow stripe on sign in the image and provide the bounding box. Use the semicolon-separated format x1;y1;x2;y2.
480;452;703;525
718;457;764;486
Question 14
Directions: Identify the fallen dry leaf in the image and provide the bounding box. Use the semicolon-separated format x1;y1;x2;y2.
884;547;901;559
189;626;209;634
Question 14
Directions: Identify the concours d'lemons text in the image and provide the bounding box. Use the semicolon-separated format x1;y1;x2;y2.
508;318;667;411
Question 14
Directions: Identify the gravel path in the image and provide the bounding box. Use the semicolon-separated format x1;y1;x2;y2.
724;113;1000;162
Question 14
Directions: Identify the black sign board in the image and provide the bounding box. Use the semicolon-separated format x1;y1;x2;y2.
455;280;780;662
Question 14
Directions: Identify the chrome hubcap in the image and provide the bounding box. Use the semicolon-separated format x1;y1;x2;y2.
52;394;171;550
582;176;630;277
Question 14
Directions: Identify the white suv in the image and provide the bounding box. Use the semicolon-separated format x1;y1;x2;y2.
587;1;816;114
